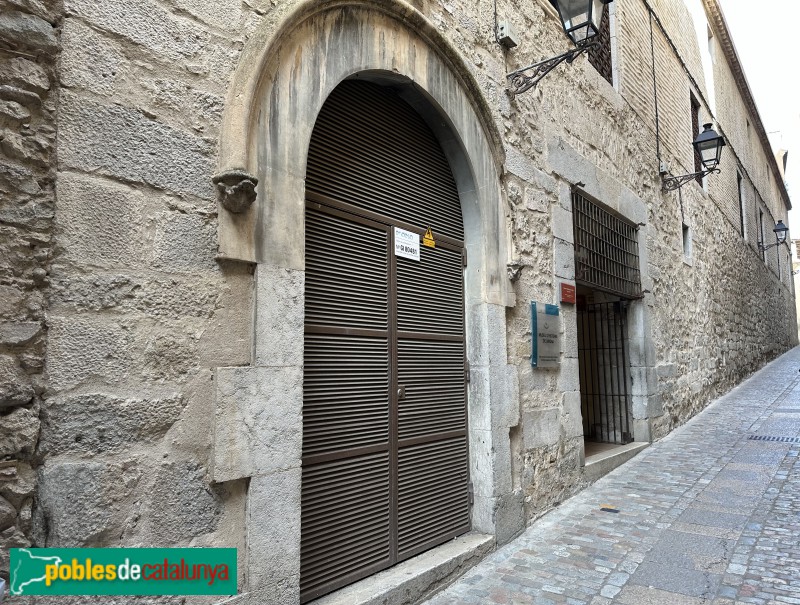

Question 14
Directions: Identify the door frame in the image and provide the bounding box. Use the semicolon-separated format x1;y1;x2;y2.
211;4;520;602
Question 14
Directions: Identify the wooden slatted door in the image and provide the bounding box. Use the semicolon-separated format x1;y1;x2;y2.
301;79;469;602
396;242;469;560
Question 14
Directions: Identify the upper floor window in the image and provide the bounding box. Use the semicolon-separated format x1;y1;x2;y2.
588;3;613;85
737;172;745;238
690;94;702;183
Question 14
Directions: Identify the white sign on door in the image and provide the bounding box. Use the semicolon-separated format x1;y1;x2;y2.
394;227;420;261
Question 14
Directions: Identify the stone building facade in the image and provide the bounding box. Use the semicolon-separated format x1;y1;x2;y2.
0;0;795;603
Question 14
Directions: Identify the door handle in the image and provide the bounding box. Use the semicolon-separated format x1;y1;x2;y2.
397;385;406;400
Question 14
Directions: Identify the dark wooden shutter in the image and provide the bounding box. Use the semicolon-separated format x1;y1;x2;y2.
306;80;464;240
301;80;469;602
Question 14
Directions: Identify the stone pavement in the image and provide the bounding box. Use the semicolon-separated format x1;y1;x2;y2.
424;348;800;605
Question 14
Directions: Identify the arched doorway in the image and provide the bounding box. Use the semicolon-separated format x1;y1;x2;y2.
301;79;470;602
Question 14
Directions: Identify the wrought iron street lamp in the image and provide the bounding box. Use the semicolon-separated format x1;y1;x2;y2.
661;123;727;191
759;220;789;252
507;0;613;96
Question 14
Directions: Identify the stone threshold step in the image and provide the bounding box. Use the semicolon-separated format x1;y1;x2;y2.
312;532;494;605
584;441;649;483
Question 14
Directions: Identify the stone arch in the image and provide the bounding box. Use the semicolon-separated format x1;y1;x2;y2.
211;2;522;601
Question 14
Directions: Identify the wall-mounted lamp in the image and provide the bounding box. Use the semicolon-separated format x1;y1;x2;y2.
661;123;726;191
758;220;789;252
506;0;613;96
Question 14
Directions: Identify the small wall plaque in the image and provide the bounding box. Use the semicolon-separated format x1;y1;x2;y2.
531;302;560;369
560;283;576;304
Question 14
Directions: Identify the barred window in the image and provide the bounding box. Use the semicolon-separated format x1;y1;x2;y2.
588;5;613;85
691;94;702;183
572;191;642;299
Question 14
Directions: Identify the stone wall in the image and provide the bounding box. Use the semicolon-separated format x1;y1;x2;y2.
0;0;60;581
21;0;253;589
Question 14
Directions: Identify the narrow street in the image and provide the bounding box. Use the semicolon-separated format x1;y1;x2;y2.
424;348;800;605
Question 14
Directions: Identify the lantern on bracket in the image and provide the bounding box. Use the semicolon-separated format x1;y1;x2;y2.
661;123;727;191
554;0;612;46
505;0;613;96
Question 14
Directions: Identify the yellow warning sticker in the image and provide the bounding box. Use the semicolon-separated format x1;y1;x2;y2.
422;227;435;248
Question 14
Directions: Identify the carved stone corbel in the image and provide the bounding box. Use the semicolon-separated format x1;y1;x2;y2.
212;170;259;214
507;260;523;282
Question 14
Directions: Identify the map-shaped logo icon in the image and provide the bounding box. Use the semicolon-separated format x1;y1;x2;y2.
10;549;63;595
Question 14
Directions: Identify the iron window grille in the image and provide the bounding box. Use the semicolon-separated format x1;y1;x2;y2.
572;191;643;299
588;5;613;85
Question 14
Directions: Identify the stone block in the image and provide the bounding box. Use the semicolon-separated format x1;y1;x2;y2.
560;305;578;358
523;407;560;449
553;238;575;280
0;99;30;121
557;357;580;392
506;146;554;188
170;0;244;31
0;406;39;457
0;286;24;321
247;469;301;594
485;303;508;366
65;0;210;62
59;92;214;199
557;180;573;211
489;426;513;497
552;204;574;244
468;366;491;432
197;265;253;367
0;354;34;409
0;11;57;54
0;321;40;345
0;461;35;508
253;167;306;270
39;393;185;455
0;525;31;575
633;418;652;442
471;494;495;535
562;391;584;439
0;495;14;531
466;303;488;367
595;170;622;212
0;57;50;94
49;271;233;322
60;18;126;96
47;317;131;391
138;460;222;544
632;393;662;419
548;137;599;194
628;335;647;368
490;364;520;430
630;366;656;397
656;363;678;378
618;188;647;225
254;264;304;367
56;172;146;269
494;489;525;544
152;211;217;272
39;460;140;546
469;428;494;501
0;195;54;232
213;366;302;483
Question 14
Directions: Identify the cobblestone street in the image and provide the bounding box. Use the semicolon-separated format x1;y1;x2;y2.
424;348;800;605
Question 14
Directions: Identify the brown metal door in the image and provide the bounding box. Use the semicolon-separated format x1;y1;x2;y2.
301;80;469;602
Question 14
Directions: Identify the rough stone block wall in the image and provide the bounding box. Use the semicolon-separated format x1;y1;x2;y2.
0;0;60;581
23;0;255;582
